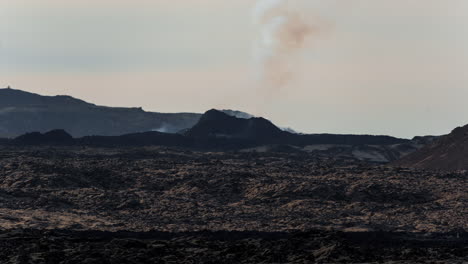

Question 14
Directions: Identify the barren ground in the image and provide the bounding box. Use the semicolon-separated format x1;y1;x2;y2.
0;146;466;263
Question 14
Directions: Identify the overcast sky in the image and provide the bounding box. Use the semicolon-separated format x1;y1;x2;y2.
1;0;468;138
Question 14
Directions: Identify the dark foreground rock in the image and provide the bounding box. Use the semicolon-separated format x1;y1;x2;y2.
0;146;466;233
0;229;466;264
0;146;466;263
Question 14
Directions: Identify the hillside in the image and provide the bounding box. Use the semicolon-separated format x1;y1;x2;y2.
394;124;468;170
0;87;201;137
185;109;286;141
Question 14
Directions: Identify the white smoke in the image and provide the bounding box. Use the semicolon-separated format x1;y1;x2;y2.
221;109;255;119
252;0;319;89
152;124;174;134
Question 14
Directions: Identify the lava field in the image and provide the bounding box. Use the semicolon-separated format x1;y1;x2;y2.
0;146;466;263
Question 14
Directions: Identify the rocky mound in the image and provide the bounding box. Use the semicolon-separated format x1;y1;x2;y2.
394;124;468;171
13;129;74;145
185;109;286;142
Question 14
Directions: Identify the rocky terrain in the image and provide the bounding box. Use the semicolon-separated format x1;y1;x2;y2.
0;94;465;262
395;124;468;171
0;229;465;264
0;146;466;262
0;146;465;233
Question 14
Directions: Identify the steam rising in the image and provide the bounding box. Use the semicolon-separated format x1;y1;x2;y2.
253;0;317;89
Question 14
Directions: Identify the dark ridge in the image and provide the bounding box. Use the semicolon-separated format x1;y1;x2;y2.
294;133;407;146
0;87;201;137
0;87;89;107
7;107;409;151
78;131;193;147
186;109;408;146
0;88;409;148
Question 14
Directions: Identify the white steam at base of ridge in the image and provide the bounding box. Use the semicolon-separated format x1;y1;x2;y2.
222;110;301;134
221;109;254;119
152;124;178;134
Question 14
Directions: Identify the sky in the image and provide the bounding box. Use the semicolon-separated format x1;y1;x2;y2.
1;0;468;138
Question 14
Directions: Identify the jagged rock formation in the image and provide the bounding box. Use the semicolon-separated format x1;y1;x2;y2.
395;124;468;170
0;87;201;137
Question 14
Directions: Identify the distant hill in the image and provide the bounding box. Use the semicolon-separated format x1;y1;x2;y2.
182;110;429;162
0;87;201;137
0;95;436;164
3;109;434;163
394;125;468;171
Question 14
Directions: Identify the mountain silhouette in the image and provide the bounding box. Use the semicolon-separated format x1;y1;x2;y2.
3;109;430;162
185;110;409;147
6;109;410;149
0;87;201;137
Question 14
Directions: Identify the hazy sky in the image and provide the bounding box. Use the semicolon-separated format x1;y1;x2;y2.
1;0;468;138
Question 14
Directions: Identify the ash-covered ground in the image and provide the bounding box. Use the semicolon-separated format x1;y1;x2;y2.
0;146;466;263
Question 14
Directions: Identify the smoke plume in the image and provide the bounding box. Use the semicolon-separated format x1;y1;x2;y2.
253;0;318;89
